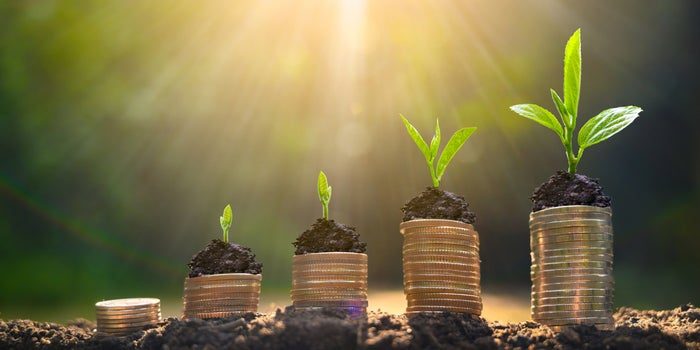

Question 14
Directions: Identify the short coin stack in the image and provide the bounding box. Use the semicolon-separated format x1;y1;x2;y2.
95;298;161;336
400;219;482;316
291;252;368;314
183;273;261;319
530;205;614;331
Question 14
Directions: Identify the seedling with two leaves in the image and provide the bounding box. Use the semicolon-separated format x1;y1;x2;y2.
510;28;642;174
400;115;477;188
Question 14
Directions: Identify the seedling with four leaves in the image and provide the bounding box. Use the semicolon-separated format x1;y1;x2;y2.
509;28;642;174
400;115;477;187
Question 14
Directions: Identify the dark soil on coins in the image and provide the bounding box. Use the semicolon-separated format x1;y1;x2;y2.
531;170;612;212
293;219;367;255
3;304;697;349
187;239;263;277
402;187;476;224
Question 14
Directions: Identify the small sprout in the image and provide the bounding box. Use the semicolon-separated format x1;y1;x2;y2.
400;115;477;188
317;171;332;220
219;204;233;243
510;28;642;174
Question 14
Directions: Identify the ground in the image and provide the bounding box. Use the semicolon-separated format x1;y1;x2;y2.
1;304;698;349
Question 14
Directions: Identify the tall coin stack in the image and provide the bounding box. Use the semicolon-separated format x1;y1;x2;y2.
183;273;261;319
530;205;614;331
291;252;368;314
95;298;161;336
400;219;482;316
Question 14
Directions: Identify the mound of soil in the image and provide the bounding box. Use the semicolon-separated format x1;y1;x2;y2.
1;305;698;349
531;170;611;212
187;239;262;277
293;219;366;255
402;187;476;224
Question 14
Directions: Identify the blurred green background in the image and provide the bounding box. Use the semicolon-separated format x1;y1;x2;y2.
1;0;698;321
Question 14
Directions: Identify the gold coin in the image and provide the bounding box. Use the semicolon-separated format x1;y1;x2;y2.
403;231;476;238
531;233;613;246
530;205;612;216
186;273;261;283
96;314;160;322
532;302;613;312
532;260;612;270
533;296;613;307
407;294;482;304
95;298;160;310
293;300;368;307
532;288;612;298
95;308;160;316
533;309;611;320
531;240;612;252
400;219;474;230
406;305;481;314
184;311;255;319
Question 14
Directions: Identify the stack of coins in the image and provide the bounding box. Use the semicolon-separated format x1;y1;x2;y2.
530;205;614;331
183;273;261;319
291;252;368;314
95;298;161;336
400;219;482;316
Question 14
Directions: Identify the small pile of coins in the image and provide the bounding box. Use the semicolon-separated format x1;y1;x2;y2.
291;252;368;314
183;273;261;319
95;298;161;336
530;205;614;330
400;219;482;316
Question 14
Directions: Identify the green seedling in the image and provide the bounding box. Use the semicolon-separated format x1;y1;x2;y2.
219;204;233;243
510;28;642;174
400;115;476;188
317;171;332;220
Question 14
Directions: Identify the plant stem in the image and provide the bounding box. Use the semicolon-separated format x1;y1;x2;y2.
322;205;328;220
428;161;439;188
564;123;578;174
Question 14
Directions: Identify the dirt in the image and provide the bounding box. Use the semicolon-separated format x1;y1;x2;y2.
187;239;263;277
293;219;367;255
531;170;612;212
402;187;476;224
3;304;697;349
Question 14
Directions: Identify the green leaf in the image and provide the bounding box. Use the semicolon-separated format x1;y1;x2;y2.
563;28;582;120
436;127;477;180
578;106;642;149
509;104;563;138
429;118;441;161
317;171;331;204
550;89;571;127
220;204;232;242
400;114;430;162
220;204;232;230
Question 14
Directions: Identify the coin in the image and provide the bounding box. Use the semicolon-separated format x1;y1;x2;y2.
400;219;474;231
293;299;368;307
530;205;612;216
95;298;161;335
95;298;159;310
533;309;612;320
184;311;254;319
529;219;611;230
533;296;613;306
183;274;260;319
406;305;482;314
532;260;612;270
532;288;612;297
532;302;613;312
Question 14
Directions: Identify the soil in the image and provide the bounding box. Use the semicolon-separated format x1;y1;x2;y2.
187;239;263;277
531;170;612;212
402;187;476;224
293;219;367;255
4;304;697;349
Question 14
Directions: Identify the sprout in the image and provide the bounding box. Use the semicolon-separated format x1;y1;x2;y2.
400;115;477;188
510;28;642;174
219;204;232;243
317;171;332;220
